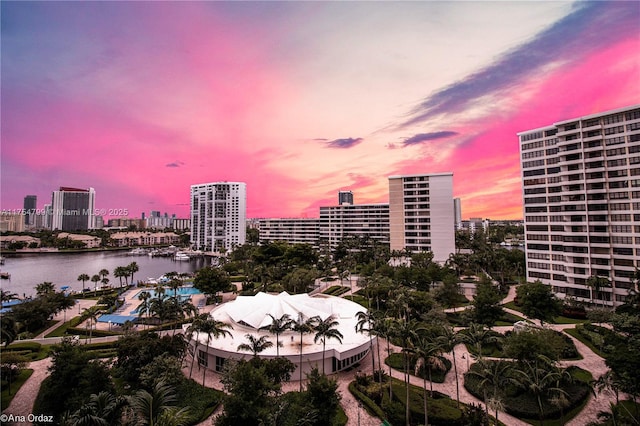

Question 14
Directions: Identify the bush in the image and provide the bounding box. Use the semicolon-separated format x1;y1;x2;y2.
464;361;591;421
385;353;452;383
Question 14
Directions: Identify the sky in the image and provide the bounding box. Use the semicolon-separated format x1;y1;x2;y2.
2;1;639;220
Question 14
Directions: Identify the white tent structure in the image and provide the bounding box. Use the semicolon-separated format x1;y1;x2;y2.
187;292;373;377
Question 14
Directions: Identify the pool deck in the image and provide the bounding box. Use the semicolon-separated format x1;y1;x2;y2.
92;285;213;331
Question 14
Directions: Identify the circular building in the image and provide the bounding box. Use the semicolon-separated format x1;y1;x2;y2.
187;291;374;377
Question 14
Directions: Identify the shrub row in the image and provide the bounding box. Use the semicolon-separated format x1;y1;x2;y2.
348;381;389;421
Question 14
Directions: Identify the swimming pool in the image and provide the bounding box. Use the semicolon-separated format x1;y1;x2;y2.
134;286;202;299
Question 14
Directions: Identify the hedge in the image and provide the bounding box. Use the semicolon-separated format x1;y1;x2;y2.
348;381;389;421
385;353;452;383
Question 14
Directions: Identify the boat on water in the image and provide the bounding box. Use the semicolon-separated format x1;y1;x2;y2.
0;271;11;279
127;248;149;255
174;252;190;261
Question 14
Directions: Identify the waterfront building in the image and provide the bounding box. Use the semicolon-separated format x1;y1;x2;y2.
57;232;101;248
172;218;191;232
0;235;40;249
190;182;247;252
338;190;354;205
319;203;390;251
259;218;320;247
388;173;455;263
50;186;96;231
518;104;640;306
110;231;180;247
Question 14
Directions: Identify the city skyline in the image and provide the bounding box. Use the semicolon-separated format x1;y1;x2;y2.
2;2;639;220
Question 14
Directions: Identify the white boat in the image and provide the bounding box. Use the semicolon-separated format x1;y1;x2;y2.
174;252;190;261
127;248;148;255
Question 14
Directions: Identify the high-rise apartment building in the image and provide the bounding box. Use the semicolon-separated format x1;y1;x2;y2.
388;173;455;263
259;218;320;247
518;105;640;306
23;195;37;226
319;203;390;250
50;187;96;231
338;190;354;206
190;182;246;252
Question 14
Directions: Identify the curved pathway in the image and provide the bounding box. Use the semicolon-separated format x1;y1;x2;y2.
2;358;51;424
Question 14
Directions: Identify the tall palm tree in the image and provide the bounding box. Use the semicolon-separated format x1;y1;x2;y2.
374;316;396;398
137;291;151;329
90;275;101;293
587;274;611;307
293;314;319;391
128;262;139;285
83;308;100;344
113;267;128;289
186;314;232;385
99;269;109;284
390;318;422;426
237;334;273;357
355;310;377;375
35;281;55;296
438;326;462;408
127;380;191;426
260;313;293;357
313;315;344;375
77;274;90;293
412;335;444;426
1;316;18;347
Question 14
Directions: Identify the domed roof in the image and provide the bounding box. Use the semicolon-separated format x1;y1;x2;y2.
224;291;350;329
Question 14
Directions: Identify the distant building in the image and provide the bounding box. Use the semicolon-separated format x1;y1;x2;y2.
0;212;25;232
454;198;462;225
319;203;390;250
110;231;180;247
259;218;320;247
57;232;101;248
172;218;191;232
457;217;489;234
518;104;640;306
388;173;455;263
23;195;37;226
338;190;354;206
50;187;96;231
190;182;247;252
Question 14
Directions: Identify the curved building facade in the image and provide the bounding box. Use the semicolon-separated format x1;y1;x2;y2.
186;292;374;377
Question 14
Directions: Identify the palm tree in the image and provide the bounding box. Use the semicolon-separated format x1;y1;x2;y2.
128;262;139;285
90;275;101;293
137;291;151;329
71;391;127;426
99;269;109;284
413;335;444;426
36;281;55;296
83;308;100;344
587;275;611;307
390;318;422;426
186;314;233;385
374;316;396;398
511;356;569;426
313;315;344;375
466;359;513;420
459;322;500;359
77;274;90;293
355;310;377;375
237;334;273;357
127;380;191;426
101;277;110;290
113;266;128;289
293;314;319;391
438;325;462;408
260;313;293;357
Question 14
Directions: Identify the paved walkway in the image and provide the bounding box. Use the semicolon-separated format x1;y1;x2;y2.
2;283;624;426
2;358;51;425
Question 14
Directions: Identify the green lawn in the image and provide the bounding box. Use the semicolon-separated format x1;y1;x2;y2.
1;368;34;411
503;301;589;325
563;327;607;358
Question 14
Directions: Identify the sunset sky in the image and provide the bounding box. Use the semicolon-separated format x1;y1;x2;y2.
2;1;639;220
